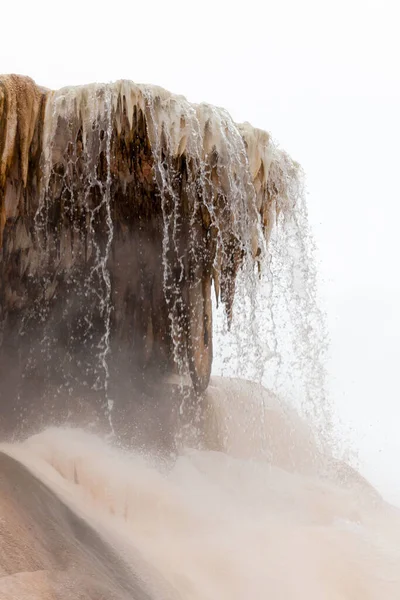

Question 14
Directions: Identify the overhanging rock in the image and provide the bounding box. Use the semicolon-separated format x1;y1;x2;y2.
0;75;299;404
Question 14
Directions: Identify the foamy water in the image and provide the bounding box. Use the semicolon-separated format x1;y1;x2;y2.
2;383;400;599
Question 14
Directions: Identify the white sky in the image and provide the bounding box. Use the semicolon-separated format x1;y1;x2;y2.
2;0;400;501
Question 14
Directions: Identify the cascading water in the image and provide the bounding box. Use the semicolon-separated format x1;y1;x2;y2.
1;75;400;599
0;75;303;438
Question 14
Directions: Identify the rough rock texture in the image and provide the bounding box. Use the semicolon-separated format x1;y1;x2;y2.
0;75;299;428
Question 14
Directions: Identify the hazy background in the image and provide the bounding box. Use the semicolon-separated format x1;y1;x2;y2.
2;0;399;502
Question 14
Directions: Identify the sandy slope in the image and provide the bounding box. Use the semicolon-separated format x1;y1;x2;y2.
0;451;174;600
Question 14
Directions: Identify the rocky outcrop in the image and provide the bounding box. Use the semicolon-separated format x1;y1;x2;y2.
0;75;299;414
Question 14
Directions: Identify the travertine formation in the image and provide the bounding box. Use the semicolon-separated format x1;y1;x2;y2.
0;74;299;403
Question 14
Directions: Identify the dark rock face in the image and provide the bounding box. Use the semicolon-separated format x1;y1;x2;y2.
0;75;298;434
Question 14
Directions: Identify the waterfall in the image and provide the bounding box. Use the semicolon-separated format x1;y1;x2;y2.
0;75;312;439
2;74;395;600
